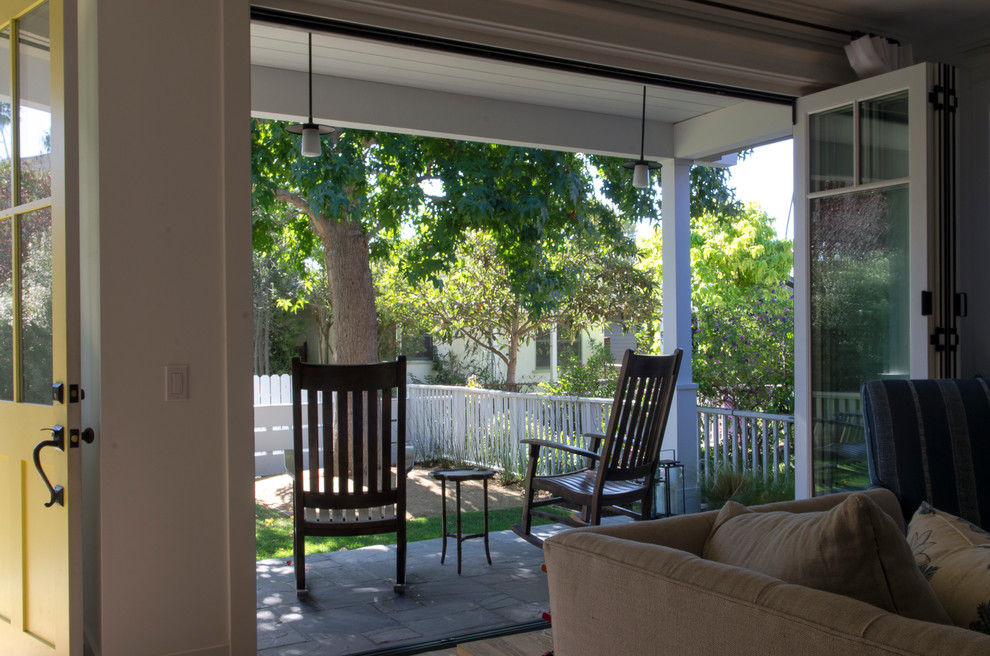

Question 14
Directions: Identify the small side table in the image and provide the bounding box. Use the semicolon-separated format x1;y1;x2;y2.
429;468;496;574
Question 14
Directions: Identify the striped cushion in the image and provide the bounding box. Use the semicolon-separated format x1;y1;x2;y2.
861;378;990;529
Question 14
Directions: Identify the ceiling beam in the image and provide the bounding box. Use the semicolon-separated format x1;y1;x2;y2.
674;101;793;160
252;65;677;158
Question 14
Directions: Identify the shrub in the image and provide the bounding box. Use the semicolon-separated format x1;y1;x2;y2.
700;466;794;509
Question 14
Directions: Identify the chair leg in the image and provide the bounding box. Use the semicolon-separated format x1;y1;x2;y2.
640;487;654;520
294;518;307;599
394;514;407;594
511;451;545;547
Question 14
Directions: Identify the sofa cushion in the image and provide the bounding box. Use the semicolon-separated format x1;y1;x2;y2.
907;501;990;633
703;492;949;623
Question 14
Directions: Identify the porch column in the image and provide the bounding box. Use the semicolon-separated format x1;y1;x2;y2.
661;158;701;513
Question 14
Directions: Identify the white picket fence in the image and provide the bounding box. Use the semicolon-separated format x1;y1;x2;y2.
406;384;613;479
697;408;795;483
253;375;804;482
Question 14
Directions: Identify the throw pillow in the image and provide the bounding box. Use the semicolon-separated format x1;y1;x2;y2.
703;492;950;623
907;501;990;633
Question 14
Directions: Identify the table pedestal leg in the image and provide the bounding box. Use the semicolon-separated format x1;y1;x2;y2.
440;479;447;565
456;480;463;575
483;477;492;565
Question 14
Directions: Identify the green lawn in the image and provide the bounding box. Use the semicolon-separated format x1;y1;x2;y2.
255;503;565;560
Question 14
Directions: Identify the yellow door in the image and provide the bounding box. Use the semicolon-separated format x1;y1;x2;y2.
0;1;81;654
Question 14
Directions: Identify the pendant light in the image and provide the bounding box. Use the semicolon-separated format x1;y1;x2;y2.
285;33;336;157
622;87;661;188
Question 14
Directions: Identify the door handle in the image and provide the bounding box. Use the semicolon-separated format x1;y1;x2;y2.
33;426;65;508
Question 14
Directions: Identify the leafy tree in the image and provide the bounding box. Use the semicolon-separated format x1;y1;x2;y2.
252;250;307;375
377;229;654;387
538;340;619;398
639;202;793;412
252;122;659;365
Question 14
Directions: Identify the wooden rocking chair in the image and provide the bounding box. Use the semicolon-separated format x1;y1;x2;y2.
291;356;408;598
513;348;682;547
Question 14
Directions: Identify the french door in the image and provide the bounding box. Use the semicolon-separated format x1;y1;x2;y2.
0;1;82;654
794;63;955;497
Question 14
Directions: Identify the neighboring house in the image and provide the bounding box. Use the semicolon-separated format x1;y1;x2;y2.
2;2;988;656
297;307;605;387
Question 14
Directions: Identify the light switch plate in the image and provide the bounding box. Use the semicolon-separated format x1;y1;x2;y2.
166;364;188;401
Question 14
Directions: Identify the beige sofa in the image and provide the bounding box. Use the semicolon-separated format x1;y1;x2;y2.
543;488;990;656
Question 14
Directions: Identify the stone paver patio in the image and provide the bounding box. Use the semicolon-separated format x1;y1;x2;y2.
256;523;573;656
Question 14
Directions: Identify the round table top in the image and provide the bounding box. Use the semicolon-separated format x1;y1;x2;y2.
428;467;496;482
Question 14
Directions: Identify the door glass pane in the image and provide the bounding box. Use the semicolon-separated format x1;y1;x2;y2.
0;217;10;400
860;92;909;183
20;207;51;404
17;3;50;205
0;26;11;212
810;104;854;192
810;184;909;494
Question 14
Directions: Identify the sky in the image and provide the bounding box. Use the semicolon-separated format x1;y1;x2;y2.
728;139;794;241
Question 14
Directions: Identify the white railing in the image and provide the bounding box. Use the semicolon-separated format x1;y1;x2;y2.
254;375;799;483
407;384;612;479
697;407;795;483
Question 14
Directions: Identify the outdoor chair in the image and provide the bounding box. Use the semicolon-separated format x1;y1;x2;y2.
291;356;408;598
861;377;990;529
513;348;683;547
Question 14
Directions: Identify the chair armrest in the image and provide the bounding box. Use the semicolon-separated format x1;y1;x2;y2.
520;438;600;460
582;431;605;451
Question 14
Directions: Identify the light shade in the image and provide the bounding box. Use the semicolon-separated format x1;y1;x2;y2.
301;126;321;157
285;32;336;157
622;86;661;190
632;162;649;188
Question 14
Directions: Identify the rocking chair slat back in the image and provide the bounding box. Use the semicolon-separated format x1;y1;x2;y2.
290;356;408;597
600;350;681;482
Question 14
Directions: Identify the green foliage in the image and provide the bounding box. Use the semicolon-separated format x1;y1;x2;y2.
252;250;307;374
378;228;655;386
639;202;794;413
538;340;619;398
700;467;795;509
254;120;660;364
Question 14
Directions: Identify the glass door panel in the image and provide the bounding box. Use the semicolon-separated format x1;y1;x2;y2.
19;206;51;405
809;105;854;192
796;64;932;498
0;215;10;400
810;185;909;493
0;25;11;212
860;92;909;183
17;2;50;205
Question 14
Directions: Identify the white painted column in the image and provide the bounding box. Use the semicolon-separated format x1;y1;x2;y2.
661;158;701;513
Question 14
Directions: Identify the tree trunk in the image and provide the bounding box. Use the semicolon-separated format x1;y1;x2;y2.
505;313;520;387
274;187;380;365
319;218;379;364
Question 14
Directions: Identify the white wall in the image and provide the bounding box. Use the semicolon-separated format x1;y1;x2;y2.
80;1;254;655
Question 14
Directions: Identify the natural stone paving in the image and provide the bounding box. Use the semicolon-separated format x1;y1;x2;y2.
256;523;574;656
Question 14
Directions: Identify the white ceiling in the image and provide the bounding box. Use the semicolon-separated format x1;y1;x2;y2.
250;23;744;126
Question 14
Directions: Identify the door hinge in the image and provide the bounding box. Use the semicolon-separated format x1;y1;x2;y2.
921;290;933;316
930;327;960;353
929;85;959;113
